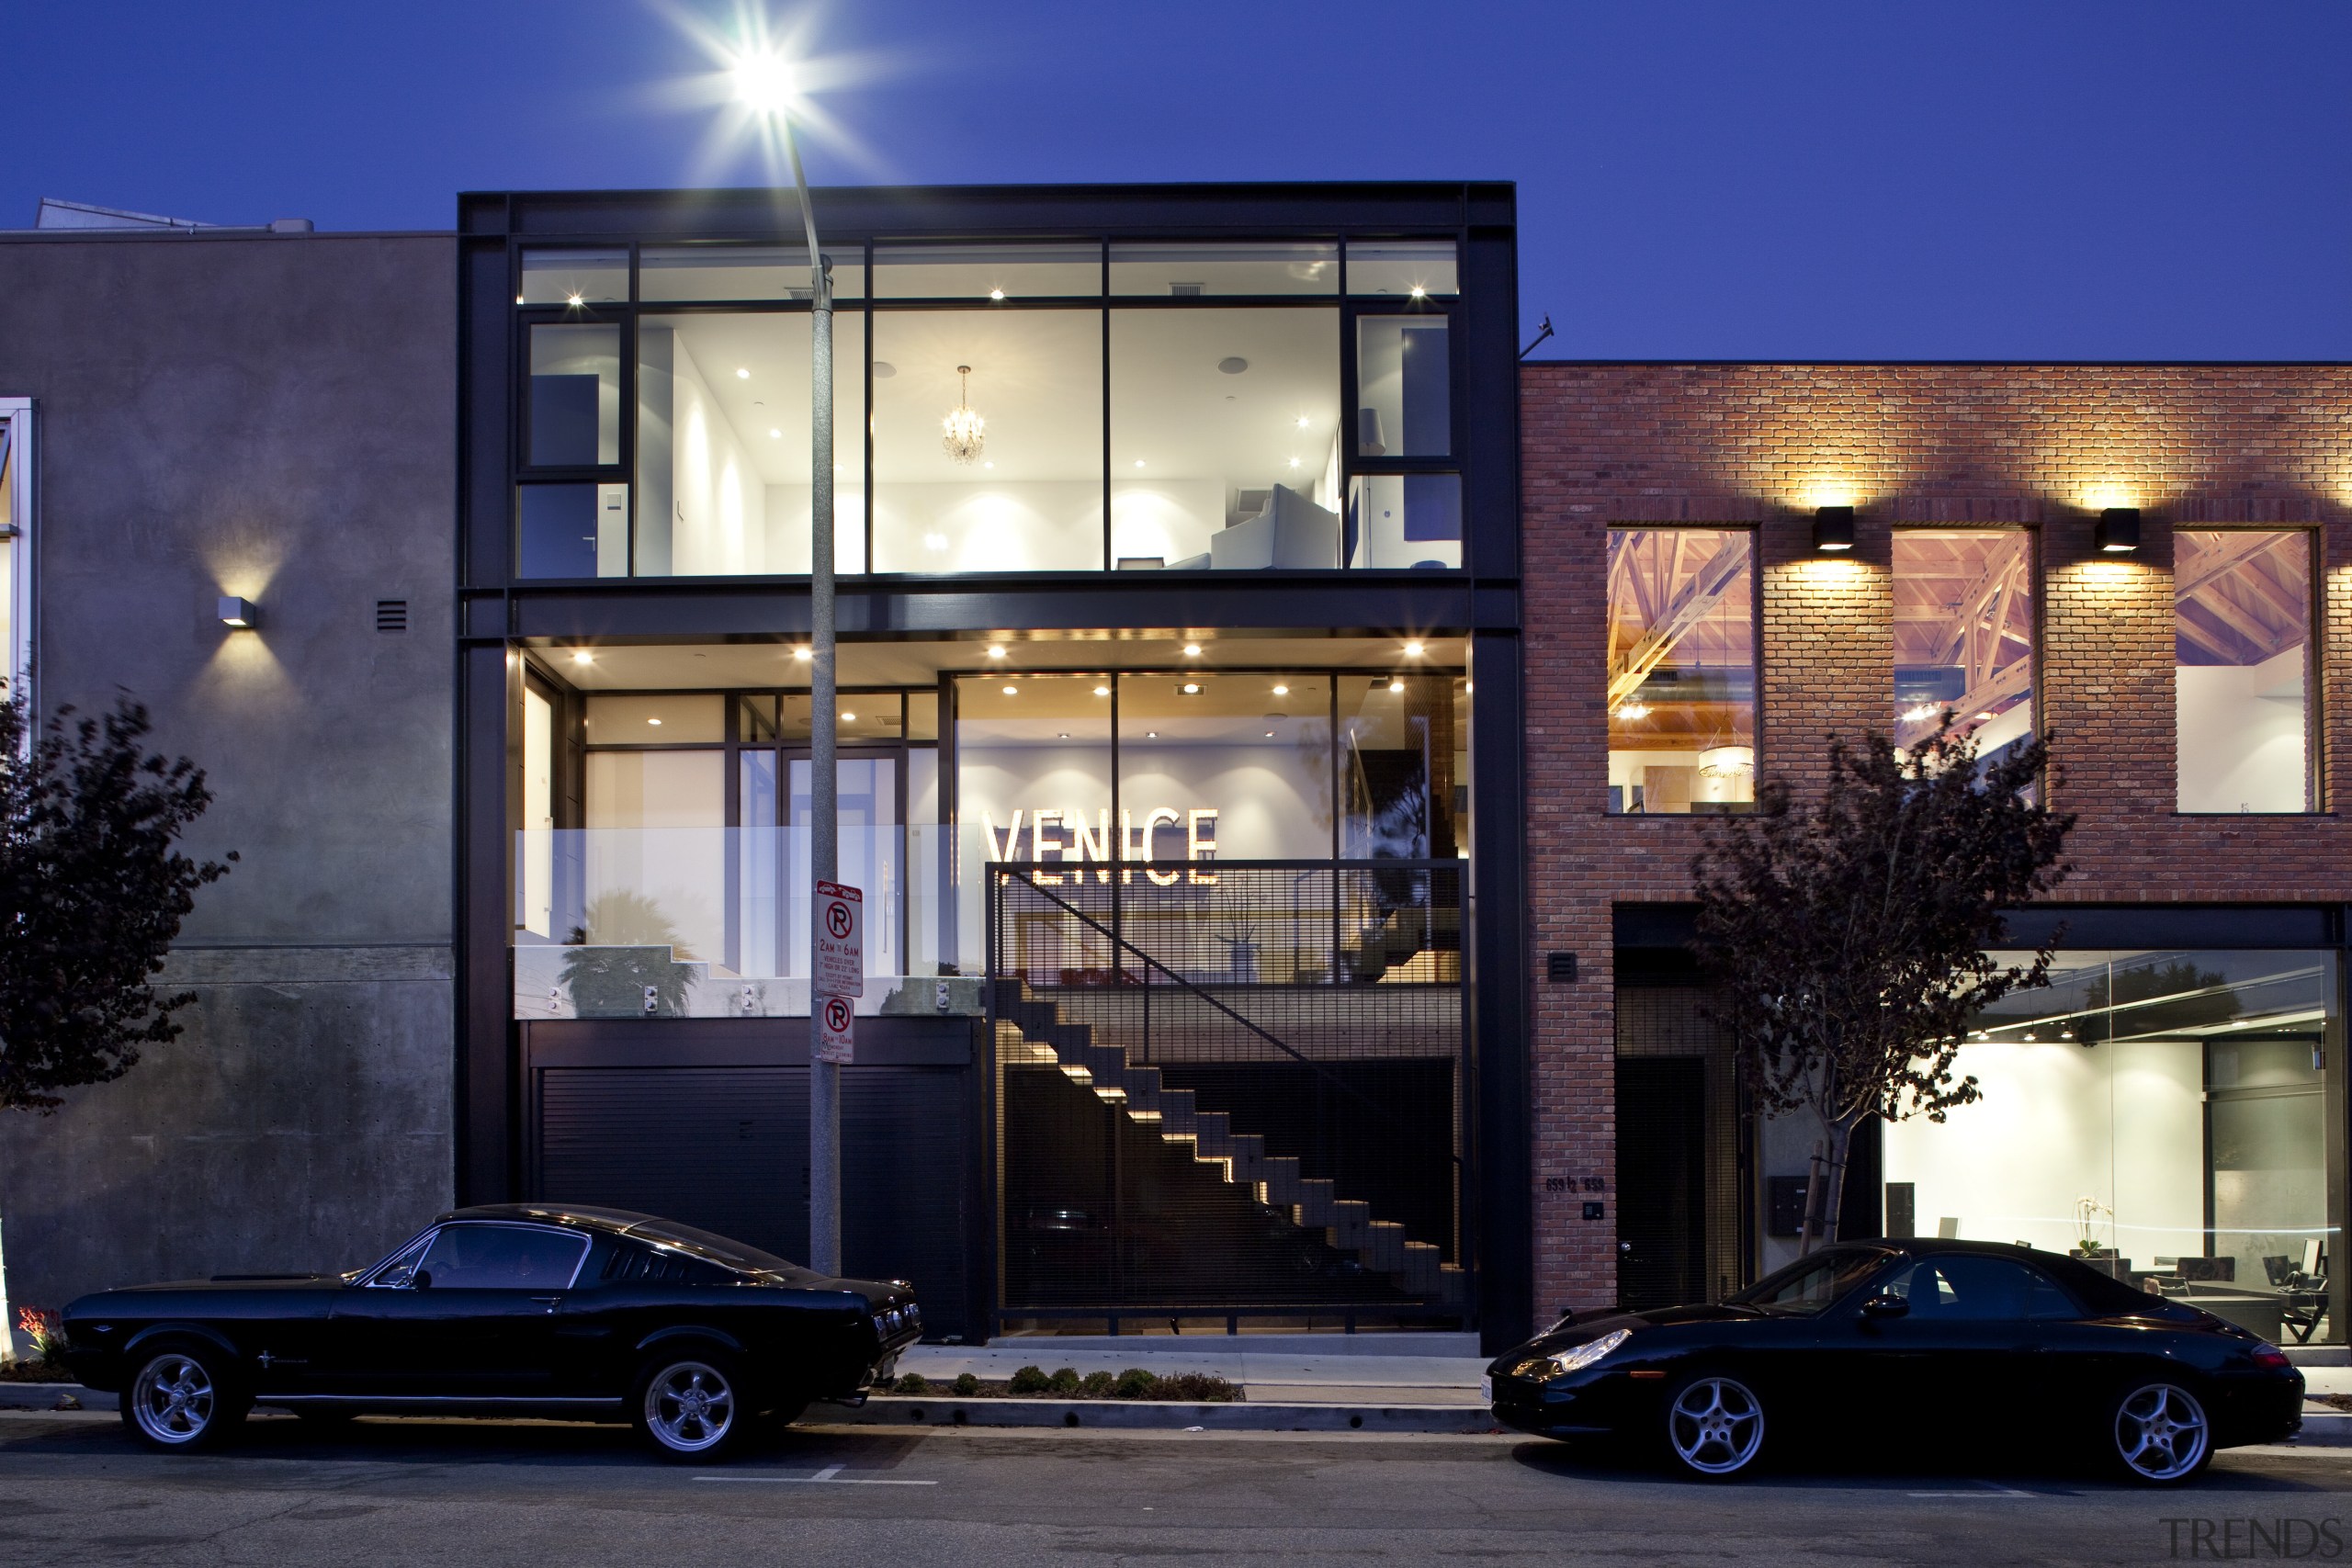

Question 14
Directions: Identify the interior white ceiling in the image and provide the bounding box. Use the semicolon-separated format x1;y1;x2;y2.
534;634;1468;693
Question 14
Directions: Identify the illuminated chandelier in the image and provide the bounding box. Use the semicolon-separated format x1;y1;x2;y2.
941;364;986;464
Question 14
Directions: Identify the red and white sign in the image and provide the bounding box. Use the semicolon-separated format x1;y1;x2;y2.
813;880;864;998
815;993;854;1065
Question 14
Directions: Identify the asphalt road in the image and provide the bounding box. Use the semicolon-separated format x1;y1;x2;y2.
3;1409;2347;1565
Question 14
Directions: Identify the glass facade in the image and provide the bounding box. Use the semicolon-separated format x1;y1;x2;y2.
508;237;1461;580
1606;527;1756;813
1893;529;2033;759
1883;949;2343;1342
2177;530;2314;813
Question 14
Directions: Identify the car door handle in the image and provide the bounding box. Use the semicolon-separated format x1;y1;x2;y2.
529;1295;561;1312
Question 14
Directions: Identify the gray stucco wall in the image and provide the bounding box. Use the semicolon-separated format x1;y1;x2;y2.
0;230;457;1339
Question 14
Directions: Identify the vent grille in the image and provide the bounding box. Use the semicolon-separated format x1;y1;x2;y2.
375;599;409;633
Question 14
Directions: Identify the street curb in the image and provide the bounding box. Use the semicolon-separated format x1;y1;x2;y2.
0;1383;109;1412
818;1395;1500;1434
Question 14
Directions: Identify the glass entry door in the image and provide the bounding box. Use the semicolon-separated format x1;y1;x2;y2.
737;748;904;986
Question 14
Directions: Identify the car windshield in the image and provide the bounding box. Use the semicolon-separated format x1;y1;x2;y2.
1728;1247;1893;1315
621;1218;815;1280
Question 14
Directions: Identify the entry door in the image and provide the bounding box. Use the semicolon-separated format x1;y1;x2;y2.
788;750;905;984
1617;1057;1707;1309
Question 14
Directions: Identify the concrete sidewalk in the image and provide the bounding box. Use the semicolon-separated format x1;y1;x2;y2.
899;1331;1487;1406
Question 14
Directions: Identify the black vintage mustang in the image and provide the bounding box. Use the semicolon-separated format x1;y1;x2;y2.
60;1204;923;1460
1487;1239;2306;1484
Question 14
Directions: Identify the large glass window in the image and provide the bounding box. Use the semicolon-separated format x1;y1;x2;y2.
0;402;28;695
526;323;620;467
1883;949;2343;1342
1893;529;2033;760
1340;673;1460;859
1347;241;1460;299
1354;316;1449;457
1119;671;1336;864
1109;243;1337;297
953;674;1114;974
639;244;866;303
1109;309;1340;570
635;312;867;576
2177;530;2314;813
873;243;1101;300
518;249;626;306
1606;528;1756;813
872;310;1102;572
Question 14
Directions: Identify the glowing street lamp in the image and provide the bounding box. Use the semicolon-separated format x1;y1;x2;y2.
735;41;846;1278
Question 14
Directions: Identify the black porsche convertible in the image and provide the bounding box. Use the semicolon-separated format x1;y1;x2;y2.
1487;1238;2306;1484
59;1204;923;1460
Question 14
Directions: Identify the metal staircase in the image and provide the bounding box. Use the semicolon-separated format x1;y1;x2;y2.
993;979;1468;1311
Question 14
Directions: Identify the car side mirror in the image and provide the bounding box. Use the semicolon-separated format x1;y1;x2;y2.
411;1269;433;1291
1860;1292;1908;1319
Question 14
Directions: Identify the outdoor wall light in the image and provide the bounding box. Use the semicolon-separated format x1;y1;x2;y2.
1812;505;1856;553
2096;508;2143;554
217;596;258;629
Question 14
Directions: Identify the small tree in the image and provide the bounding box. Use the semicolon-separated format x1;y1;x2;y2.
0;693;232;1355
1690;719;2073;1253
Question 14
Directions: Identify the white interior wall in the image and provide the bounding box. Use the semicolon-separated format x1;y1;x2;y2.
763;482;870;574
1110;479;1223;565
873;482;1103;572
669;337;768;576
2177;645;2308;812
1881;1039;2204;1266
582;751;727;965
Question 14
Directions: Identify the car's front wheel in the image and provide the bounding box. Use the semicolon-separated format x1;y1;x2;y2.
121;1344;247;1452
2109;1382;2211;1484
634;1352;746;1461
1664;1372;1767;1480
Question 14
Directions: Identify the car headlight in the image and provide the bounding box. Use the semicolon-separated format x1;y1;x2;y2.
1515;1328;1631;1382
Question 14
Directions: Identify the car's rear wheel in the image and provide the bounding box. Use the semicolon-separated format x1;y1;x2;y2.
2109;1381;2211;1484
635;1352;745;1461
1664;1373;1767;1480
121;1344;247;1452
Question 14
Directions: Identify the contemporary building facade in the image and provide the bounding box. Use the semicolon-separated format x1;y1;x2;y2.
0;186;2346;1359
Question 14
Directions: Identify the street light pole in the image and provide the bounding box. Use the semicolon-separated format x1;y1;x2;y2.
781;116;842;1277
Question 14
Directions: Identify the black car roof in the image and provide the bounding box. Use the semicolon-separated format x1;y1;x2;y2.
439;1202;671;1236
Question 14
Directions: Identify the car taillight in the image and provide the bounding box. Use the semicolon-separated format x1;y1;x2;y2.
2251;1343;2293;1370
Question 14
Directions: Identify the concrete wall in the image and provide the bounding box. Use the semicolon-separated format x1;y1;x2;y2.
0;229;457;1339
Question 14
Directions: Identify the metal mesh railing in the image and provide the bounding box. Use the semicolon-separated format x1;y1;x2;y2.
988;861;1469;1320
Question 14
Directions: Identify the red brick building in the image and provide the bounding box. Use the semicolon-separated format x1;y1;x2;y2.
1521;363;2352;1342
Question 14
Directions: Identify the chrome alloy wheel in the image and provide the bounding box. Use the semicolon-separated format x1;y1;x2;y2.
1668;1375;1766;1476
130;1353;219;1446
2114;1383;2211;1483
643;1361;737;1454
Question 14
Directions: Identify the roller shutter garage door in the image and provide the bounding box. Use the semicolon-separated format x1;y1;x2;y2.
536;1065;970;1336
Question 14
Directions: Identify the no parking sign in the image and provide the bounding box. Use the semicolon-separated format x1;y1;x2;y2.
815;992;854;1065
814;880;864;997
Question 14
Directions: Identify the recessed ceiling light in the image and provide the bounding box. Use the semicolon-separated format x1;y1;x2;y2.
1058;731;1070;739
1133;459;1146;468
1001;684;1018;696
988;645;1007;658
514;294;526;305
841;712;857;722
1272;683;1289;695
736;367;751;379
1295;415;1310;429
1388;680;1405;694
1615;702;1651;721
1409;286;1427;299
769;428;782;439
1287;457;1301;468
792;647;813;661
989;288;1005;300
1182;682;1201;694
1093;685;1110;696
1405;641;1425;657
1182;643;1202;657
648;716;663;726
982;460;995;469
565;292;583;308
1146;730;1159;739
1264;730;1275;738
571;650;593;665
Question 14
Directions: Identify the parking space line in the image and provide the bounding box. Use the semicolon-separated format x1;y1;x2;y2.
695;1466;937;1486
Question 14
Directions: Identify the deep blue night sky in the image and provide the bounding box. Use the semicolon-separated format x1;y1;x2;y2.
6;1;2346;359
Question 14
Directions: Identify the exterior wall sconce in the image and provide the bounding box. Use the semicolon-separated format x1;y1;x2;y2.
1812;505;1856;553
217;596;259;628
2096;508;2142;554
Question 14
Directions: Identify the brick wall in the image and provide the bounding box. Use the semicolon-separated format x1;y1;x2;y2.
1520;362;2352;1320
